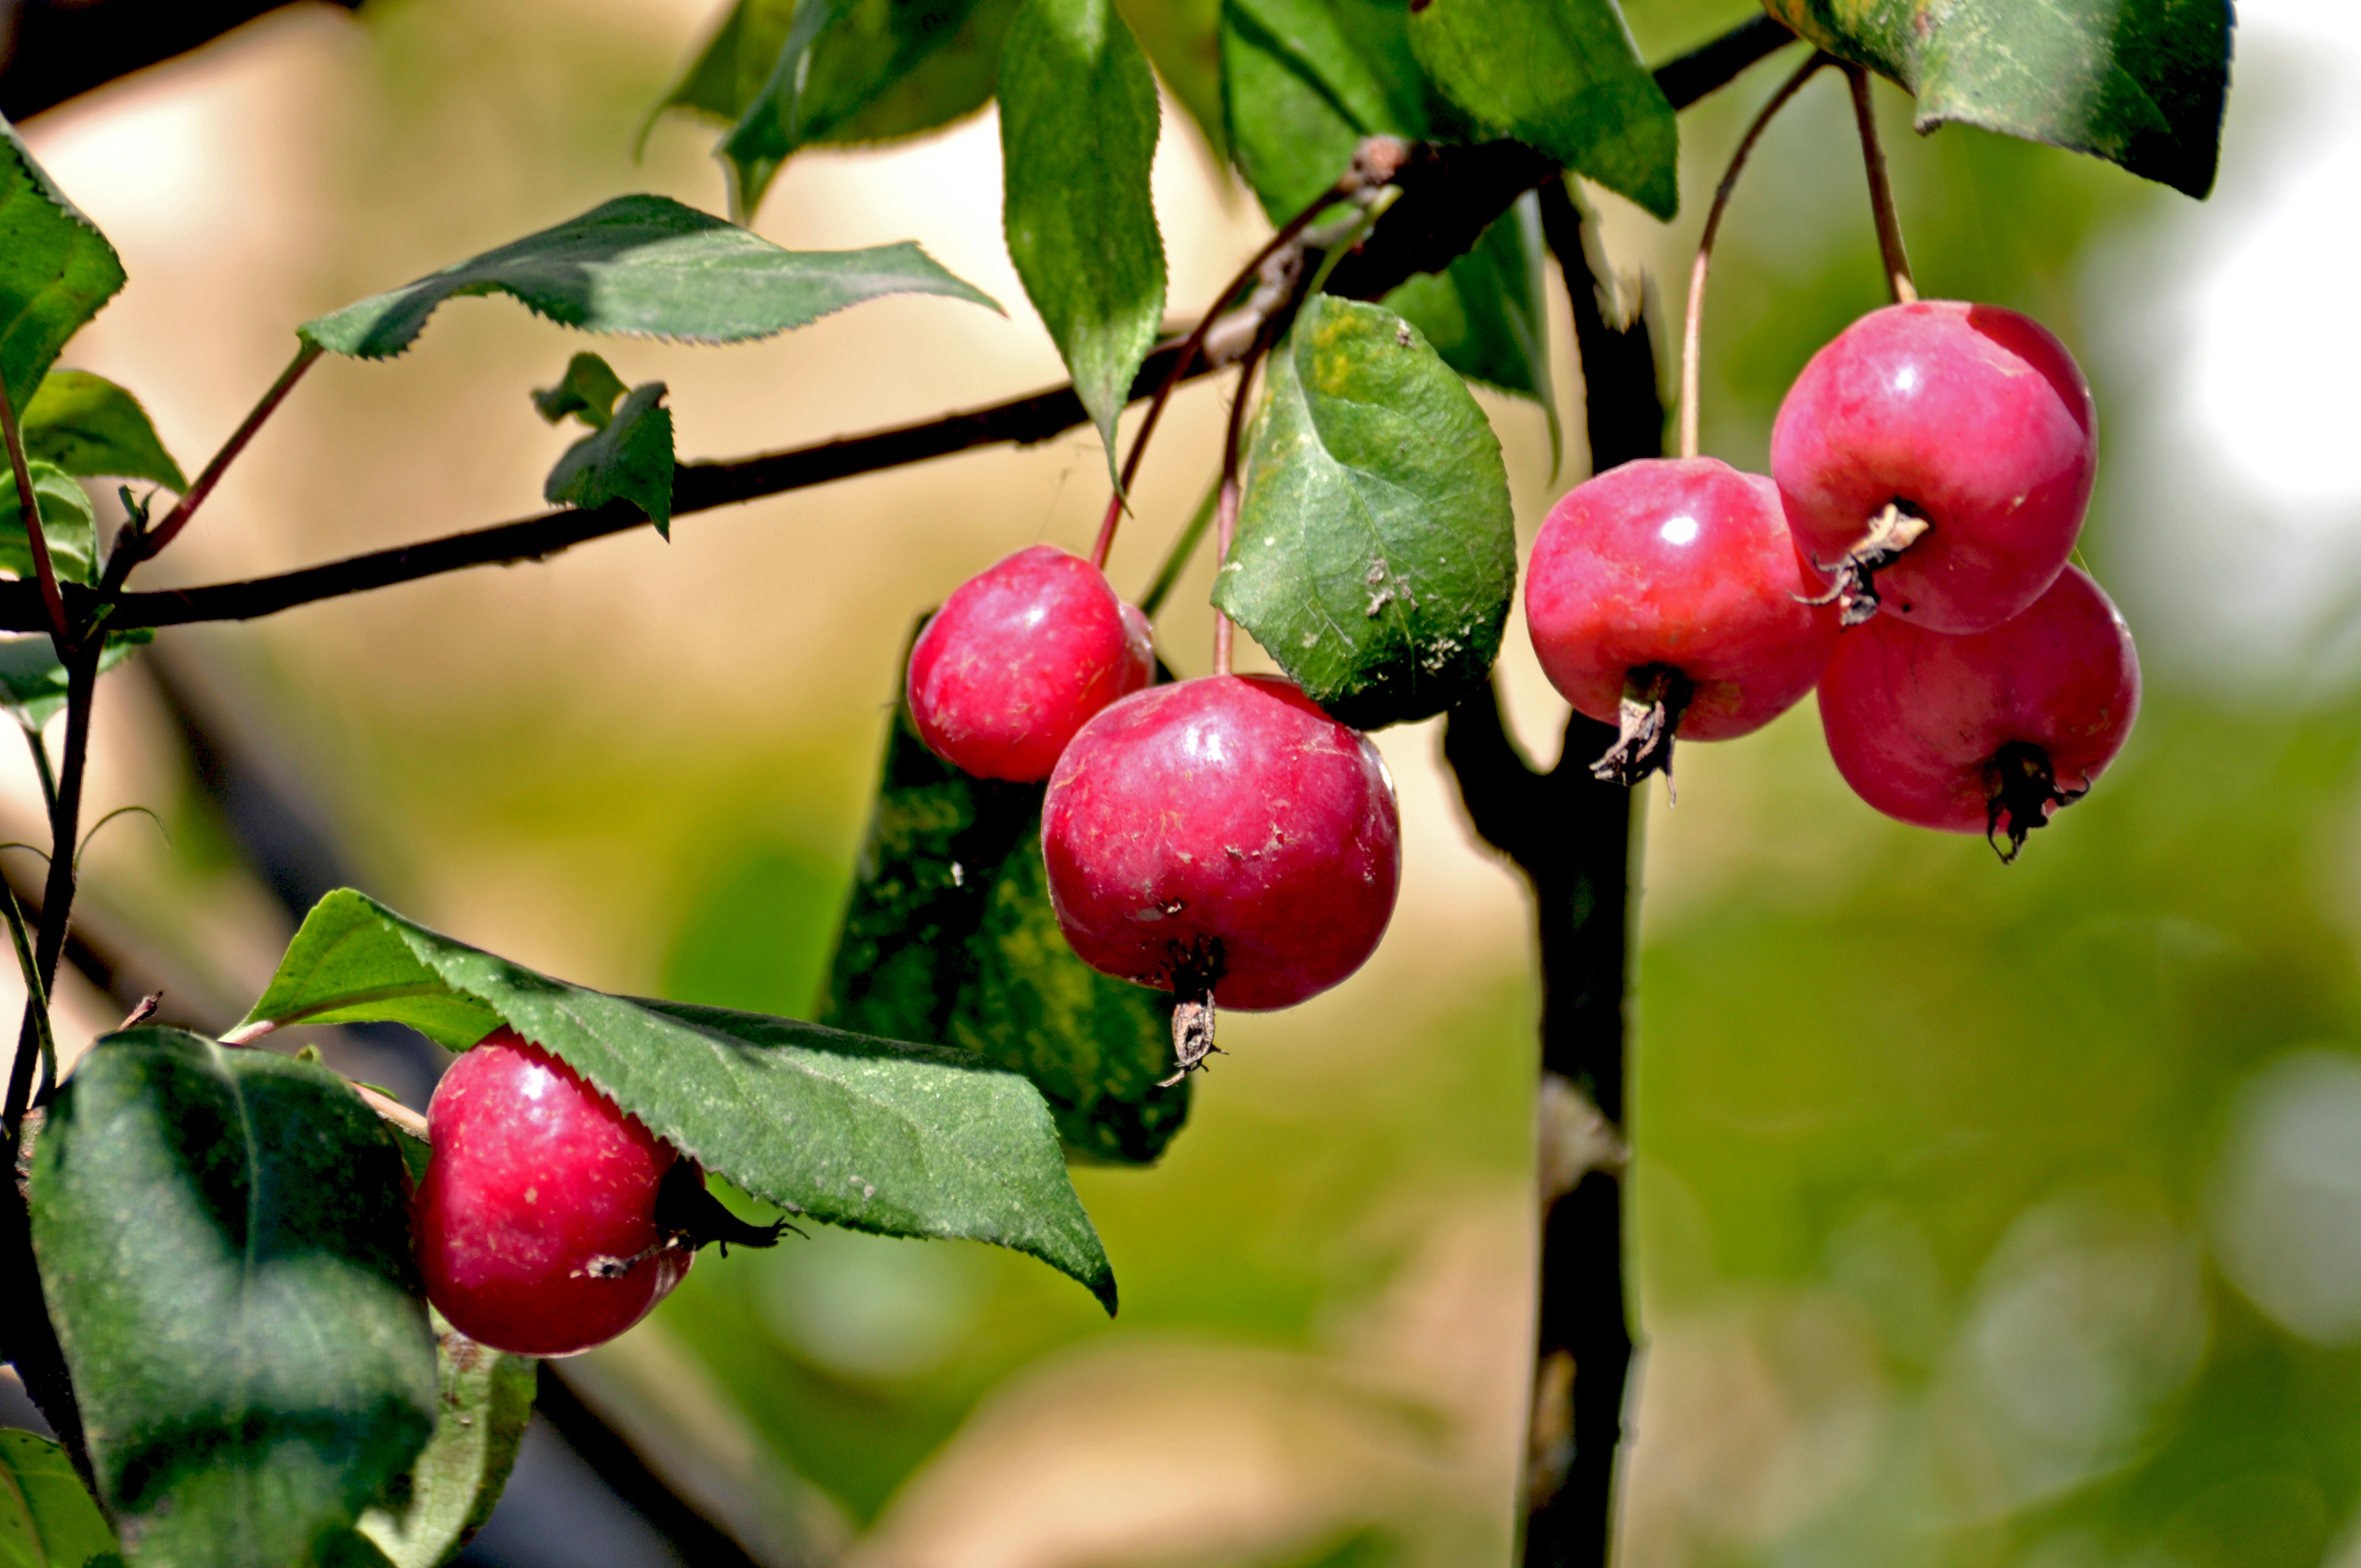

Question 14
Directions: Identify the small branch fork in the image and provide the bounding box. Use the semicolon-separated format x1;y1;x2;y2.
132;342;323;566
1089;137;1401;573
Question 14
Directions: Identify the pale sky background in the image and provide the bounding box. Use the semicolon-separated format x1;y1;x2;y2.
2101;0;2361;684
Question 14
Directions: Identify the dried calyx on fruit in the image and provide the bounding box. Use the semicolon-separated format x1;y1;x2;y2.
1816;565;2140;861
1041;674;1401;1080
415;1027;785;1357
1521;57;1842;795
1773;301;2098;634
1525;457;1840;791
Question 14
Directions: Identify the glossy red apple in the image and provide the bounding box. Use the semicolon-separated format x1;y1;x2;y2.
1773;301;2097;634
907;544;1155;782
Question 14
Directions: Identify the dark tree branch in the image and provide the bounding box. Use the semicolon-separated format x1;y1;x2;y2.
1536;179;1667;478
1444;682;1635;1568
531;1366;777;1568
0;1181;90;1494
0;13;1795;639
1652;13;1804;111
1446;168;1672;1561
0;639;101;1488
0;0;361;122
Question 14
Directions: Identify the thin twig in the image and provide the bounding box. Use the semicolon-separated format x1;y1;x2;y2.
131;341;323;569
2;644;96;1143
216;1023;431;1141
20;723;55;823
1209;324;1275;678
0;380;73;646
1679;52;1830;459
1846;65;1918;305
0;883;54;1108
1091;139;1405;570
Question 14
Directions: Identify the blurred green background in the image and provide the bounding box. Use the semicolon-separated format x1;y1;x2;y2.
11;0;2361;1564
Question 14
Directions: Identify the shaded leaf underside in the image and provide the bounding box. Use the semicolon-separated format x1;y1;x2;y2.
29;1028;438;1568
237;890;1117;1311
820;639;1188;1166
1760;0;2231;197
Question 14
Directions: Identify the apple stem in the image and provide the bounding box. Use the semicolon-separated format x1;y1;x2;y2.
1089;491;1125;573
1212;324;1275;678
133;341;324;573
1846;65;1919;306
1679;52;1832;461
1091;137;1407;573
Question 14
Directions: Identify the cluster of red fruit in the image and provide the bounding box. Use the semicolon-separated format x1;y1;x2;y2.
1528;300;2139;859
404;557;1413;1360
907;545;1405;1077
398;302;2138;1362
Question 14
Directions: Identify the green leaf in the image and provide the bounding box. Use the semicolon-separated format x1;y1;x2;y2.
657;0;797;125
1112;0;1228;160
1217;0;1421;224
297;195;1000;360
352;1314;535;1568
1381;193;1555;448
0;631;151;729
821;643;1188;1164
543;382;676;537
28;1027;438;1568
1215;293;1516;728
1216;0;1550;411
0;118;125;420
531;351;630;430
20;371;185;491
236;890;1118;1311
716;0;859;215
1407;0;1677;220
998;0;1166;480
656;0;1020;217
819;0;1020;141
948;815;1192;1163
0;1429;120;1568
0;460;96;586
1761;0;2231;198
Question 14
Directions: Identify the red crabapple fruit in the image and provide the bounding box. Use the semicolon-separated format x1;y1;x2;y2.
416;1028;777;1356
1042;674;1401;1079
907;544;1156;782
1817;565;2139;861
1772;300;2097;633
1524;456;1840;789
